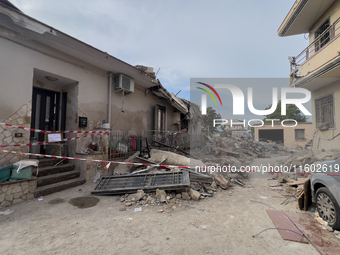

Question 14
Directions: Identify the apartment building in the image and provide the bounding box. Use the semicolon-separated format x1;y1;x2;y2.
278;0;340;150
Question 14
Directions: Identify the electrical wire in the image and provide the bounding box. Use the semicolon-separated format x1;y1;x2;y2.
250;200;277;210
252;227;306;239
111;96;125;128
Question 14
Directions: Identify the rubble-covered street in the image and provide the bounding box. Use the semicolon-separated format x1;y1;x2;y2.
0;155;321;255
2;0;340;254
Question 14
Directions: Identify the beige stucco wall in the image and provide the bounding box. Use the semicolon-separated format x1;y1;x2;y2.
254;123;313;148
309;1;340;43
311;79;340;151
297;1;340;78
0;31;180;169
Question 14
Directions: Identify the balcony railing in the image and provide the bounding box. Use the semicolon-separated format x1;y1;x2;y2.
290;17;340;73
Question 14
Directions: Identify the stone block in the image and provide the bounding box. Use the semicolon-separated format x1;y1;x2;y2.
1;201;11;207
5;153;13;160
6;188;13;195
10;182;20;188
3;130;11;137
10;119;18;125
17;118;24;125
21;194;27;200
21;181;29;189
1;185;8;192
13;198;23;204
12;186;22;193
28;186;36;193
14;192;23;199
5;194;13;201
29;180;36;186
0;193;5;202
27;193;34;200
17;105;27;117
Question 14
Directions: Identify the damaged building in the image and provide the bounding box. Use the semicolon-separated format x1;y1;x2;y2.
0;0;201;206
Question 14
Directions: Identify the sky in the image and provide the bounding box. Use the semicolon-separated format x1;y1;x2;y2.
10;0;312;120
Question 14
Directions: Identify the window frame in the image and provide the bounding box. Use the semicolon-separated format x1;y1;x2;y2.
315;93;335;130
154;104;166;131
295;129;305;140
314;18;331;52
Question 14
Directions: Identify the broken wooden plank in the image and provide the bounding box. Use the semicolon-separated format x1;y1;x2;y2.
303;179;311;211
286;211;340;255
215;147;240;158
297;189;304;210
266;210;308;243
288;178;310;187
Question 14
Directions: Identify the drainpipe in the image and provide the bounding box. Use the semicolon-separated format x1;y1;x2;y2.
108;72;112;125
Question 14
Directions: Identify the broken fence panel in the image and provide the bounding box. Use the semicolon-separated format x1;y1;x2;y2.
91;171;190;195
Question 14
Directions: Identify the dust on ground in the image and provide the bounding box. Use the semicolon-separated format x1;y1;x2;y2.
0;155;320;255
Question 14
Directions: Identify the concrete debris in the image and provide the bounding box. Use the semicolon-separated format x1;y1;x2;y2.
148;149;205;168
155;189;167;203
181;192;190;200
279;148;340;171
188;189;201;200
113;152;140;174
125;190;145;202
212;173;229;189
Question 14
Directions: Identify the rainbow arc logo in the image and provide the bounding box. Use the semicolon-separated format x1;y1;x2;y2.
197;82;222;114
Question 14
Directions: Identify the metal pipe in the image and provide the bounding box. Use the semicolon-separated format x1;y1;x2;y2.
108;72;112;125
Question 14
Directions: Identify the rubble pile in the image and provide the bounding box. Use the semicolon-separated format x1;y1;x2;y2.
191;136;296;167
120;183;217;207
103;148;247;205
279;148;340;171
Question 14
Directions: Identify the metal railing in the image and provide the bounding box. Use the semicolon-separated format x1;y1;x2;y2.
108;130;204;159
290;17;340;73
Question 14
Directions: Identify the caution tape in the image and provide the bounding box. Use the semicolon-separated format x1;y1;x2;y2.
0;122;109;135
0;149;193;169
0;132;107;148
0;149;339;176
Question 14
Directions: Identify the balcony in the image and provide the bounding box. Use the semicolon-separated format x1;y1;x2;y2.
290;17;340;89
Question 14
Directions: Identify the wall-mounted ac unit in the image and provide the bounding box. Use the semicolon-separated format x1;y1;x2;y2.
114;74;134;94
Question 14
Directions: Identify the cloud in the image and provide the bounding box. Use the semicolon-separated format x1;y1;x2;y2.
11;0;304;96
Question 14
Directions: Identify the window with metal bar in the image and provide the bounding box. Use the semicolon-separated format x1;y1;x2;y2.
295;129;305;140
315;93;334;129
314;19;330;52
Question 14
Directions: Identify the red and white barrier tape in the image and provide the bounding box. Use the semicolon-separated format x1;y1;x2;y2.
0;149;339;176
0;122;109;135
0;149;193;169
0;133;106;148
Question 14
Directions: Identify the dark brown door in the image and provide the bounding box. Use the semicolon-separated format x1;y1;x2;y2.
30;87;60;153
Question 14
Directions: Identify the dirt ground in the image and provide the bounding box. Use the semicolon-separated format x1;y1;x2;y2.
0;155;323;255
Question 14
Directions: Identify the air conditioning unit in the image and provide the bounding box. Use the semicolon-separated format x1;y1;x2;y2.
114;74;134;94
